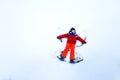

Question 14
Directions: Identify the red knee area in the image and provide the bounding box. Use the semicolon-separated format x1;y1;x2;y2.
61;43;70;58
61;43;75;60
70;44;75;60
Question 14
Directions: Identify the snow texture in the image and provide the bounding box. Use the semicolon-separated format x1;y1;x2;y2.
0;0;120;80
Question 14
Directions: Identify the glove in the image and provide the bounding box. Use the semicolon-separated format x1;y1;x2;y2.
59;39;62;42
76;43;84;47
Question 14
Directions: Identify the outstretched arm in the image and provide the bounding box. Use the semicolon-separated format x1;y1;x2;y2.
77;36;87;44
57;33;68;39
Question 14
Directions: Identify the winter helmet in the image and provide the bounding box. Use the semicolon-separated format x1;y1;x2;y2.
70;27;75;30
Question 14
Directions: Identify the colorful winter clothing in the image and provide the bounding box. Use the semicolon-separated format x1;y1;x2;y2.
61;43;75;60
57;30;86;60
57;33;86;44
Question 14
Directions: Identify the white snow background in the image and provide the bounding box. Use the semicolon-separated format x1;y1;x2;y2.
0;0;120;80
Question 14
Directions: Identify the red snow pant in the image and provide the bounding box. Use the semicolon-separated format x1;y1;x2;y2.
61;43;75;60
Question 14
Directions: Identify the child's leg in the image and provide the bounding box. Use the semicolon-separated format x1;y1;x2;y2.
61;43;70;58
70;44;75;60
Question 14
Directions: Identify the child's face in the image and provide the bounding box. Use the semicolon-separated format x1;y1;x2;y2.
71;30;76;34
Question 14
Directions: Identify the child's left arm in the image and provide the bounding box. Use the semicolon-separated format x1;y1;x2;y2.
77;36;87;44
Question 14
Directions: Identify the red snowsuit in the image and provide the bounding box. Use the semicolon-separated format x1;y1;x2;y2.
57;33;86;60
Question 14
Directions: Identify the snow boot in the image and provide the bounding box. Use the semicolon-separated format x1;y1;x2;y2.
69;60;76;64
57;55;65;61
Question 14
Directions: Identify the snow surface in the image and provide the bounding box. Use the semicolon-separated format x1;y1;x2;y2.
0;0;120;80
